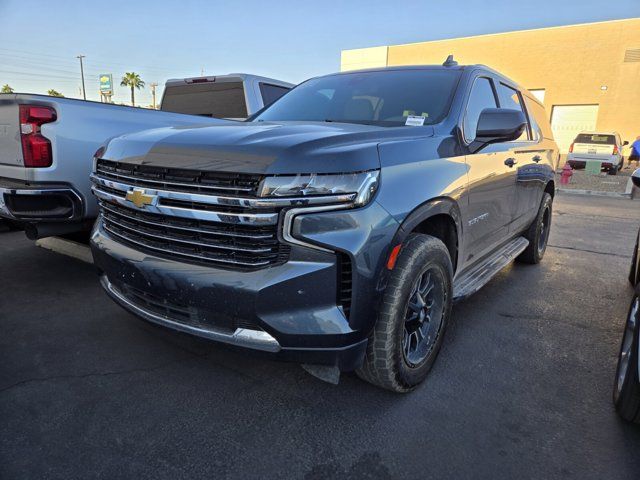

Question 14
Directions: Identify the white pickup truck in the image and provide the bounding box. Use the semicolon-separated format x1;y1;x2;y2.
0;73;293;238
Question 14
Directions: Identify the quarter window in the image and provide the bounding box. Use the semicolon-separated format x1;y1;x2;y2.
463;77;498;143
497;83;531;141
259;83;291;107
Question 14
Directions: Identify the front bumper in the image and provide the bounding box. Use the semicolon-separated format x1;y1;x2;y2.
0;177;83;222
90;200;399;369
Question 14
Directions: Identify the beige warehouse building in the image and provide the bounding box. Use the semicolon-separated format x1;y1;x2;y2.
341;18;640;153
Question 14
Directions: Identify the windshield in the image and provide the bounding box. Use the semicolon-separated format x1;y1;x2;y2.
253;69;461;127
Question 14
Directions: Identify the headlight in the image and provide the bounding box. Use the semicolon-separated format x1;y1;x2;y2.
258;170;379;207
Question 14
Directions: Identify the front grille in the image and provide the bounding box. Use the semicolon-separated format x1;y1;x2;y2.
96;159;262;196
93;159;289;270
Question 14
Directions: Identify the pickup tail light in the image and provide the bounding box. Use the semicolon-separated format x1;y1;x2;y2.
568;142;574;153
613;145;619;155
19;105;57;168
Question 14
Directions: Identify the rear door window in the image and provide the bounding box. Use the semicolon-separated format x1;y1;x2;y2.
497;83;530;141
259;83;290;107
463;77;498;143
524;97;553;140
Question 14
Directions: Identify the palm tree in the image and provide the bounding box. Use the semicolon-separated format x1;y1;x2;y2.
120;72;145;106
1;84;14;93
47;89;64;97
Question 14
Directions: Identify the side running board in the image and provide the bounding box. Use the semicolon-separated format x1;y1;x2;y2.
452;236;529;302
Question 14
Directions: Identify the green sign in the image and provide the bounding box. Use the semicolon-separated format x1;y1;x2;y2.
99;74;113;93
585;161;602;175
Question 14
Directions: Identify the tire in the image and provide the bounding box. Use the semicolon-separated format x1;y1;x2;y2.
517;193;553;264
356;234;453;392
609;167;618;176
613;294;640;423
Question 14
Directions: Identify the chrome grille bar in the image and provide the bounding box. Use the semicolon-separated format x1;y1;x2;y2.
92;185;279;226
90;174;356;209
99;201;275;240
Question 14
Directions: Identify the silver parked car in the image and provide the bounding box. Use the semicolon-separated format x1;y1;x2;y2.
567;131;628;175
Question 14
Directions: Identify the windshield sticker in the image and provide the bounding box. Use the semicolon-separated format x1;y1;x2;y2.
405;115;426;126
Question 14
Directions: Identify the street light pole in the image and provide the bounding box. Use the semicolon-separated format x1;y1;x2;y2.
150;82;158;109
76;55;86;100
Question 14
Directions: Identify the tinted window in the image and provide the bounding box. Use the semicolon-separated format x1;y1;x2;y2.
463;77;497;143
259;83;290;107
254;69;462;127
497;83;530;140
161;81;248;118
524;96;553;140
574;133;616;145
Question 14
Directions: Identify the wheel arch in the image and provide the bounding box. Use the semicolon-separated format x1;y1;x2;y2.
389;197;463;275
544;179;555;198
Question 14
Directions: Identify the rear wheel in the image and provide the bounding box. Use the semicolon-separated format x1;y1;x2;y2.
613;295;640;423
517;193;552;264
356;234;453;392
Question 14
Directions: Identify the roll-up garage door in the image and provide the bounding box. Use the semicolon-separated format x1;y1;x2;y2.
550;105;599;153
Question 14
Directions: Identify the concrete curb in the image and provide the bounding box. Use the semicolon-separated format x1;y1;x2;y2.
35;237;94;264
556;188;632;199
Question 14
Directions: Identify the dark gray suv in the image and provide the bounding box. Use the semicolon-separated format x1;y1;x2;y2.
90;62;558;392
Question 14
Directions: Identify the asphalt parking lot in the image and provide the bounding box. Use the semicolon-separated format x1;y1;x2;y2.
1;193;640;479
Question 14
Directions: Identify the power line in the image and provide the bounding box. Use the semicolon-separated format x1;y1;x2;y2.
0;47;179;75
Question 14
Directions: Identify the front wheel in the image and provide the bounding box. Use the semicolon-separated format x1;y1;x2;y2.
356;234;453;392
613;295;640;423
517;193;552;264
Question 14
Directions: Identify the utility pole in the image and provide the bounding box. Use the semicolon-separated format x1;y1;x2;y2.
150;82;158;109
76;55;86;100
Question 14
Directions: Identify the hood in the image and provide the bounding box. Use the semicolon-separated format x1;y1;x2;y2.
102;121;435;175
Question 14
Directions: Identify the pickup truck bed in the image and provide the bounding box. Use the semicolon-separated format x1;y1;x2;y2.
0;94;226;238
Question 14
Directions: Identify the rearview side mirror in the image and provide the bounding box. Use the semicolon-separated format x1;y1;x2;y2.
632;168;640;188
470;108;527;153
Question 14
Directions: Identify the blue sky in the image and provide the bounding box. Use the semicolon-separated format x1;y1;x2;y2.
0;0;638;105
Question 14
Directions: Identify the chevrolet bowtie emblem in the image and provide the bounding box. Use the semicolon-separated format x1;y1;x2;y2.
125;188;156;208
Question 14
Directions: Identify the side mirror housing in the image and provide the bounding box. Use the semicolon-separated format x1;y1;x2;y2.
470;108;527;153
632;168;640;188
623;140;629;146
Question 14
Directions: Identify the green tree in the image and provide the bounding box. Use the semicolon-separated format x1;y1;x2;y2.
47;89;64;97
120;72;145;106
1;84;14;93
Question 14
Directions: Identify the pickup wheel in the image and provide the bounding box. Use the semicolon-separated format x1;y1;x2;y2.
613;294;640;423
356;234;453;393
517;193;552;264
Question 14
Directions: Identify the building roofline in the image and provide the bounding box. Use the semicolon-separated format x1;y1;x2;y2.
344;17;640;51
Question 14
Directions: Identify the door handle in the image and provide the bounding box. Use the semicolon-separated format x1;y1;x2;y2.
532;155;542;163
504;158;518;168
